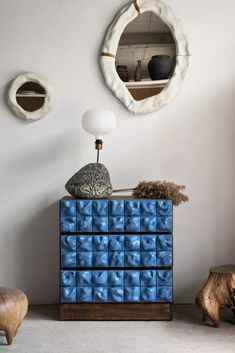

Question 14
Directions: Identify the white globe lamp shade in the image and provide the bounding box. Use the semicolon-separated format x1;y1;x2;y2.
82;108;116;139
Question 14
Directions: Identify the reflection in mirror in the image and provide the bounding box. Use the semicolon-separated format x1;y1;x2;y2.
116;12;176;101
16;81;46;112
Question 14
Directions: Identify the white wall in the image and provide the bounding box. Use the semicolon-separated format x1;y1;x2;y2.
0;0;235;304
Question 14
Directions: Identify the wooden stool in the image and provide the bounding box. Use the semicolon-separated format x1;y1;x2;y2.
0;287;28;344
196;265;235;327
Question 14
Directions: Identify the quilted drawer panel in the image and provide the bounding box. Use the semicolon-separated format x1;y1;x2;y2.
60;287;77;302
60;200;77;217
60;270;76;287
60;217;77;233
93;200;109;216
60;269;173;303
60;199;173;233
60;235;172;268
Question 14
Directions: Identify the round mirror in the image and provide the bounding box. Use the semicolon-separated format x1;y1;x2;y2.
100;0;190;114
7;72;55;121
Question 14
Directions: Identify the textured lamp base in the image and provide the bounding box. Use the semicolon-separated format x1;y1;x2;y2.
60;303;172;321
65;163;113;199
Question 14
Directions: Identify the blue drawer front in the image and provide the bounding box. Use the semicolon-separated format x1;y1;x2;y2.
60;269;173;287
60;269;172;303
60;235;172;268
60;199;173;305
60;199;172;233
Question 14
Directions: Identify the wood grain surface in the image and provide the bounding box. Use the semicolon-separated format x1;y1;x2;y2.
60;303;172;321
196;265;235;327
0;287;28;344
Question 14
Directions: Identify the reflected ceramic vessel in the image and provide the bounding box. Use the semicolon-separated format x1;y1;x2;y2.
148;55;172;80
116;65;129;82
134;60;142;82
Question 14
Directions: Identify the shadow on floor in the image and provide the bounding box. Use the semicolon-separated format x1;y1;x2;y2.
173;304;206;326
173;304;235;328
27;304;59;321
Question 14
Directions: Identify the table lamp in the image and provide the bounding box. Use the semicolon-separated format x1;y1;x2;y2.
65;108;116;199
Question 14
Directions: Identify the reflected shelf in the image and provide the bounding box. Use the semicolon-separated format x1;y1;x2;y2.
125;79;169;89
16;93;46;97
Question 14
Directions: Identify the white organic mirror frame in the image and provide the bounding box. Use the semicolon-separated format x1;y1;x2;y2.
7;72;55;122
100;0;190;114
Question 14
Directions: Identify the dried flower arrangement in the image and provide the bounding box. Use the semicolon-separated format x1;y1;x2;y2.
113;180;189;206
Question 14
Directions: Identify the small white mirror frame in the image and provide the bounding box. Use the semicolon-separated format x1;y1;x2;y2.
100;0;190;114
7;72;55;122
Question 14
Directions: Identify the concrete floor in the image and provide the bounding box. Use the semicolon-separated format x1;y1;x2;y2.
0;305;234;353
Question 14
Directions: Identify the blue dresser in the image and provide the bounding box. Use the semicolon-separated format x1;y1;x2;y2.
60;197;173;320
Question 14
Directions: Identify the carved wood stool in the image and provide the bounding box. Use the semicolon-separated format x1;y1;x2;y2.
0;287;28;344
196;265;235;327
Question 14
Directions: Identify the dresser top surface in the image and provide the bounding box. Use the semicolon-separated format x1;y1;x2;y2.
61;195;172;201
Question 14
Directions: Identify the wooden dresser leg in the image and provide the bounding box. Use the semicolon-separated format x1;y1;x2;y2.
5;329;16;345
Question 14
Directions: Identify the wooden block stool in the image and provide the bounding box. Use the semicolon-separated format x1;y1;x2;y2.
0;287;28;344
196;265;235;327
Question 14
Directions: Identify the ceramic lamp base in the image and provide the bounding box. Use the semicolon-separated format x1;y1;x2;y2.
65;163;113;199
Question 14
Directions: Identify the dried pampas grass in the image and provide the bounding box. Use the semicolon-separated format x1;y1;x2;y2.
132;181;189;206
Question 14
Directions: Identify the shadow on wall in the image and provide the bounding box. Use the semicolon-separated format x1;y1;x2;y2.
0;130;83;305
16;200;59;305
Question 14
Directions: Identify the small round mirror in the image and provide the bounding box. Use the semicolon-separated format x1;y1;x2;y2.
7;73;55;121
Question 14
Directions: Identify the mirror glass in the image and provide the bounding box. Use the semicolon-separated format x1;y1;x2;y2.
16;81;46;112
116;12;176;101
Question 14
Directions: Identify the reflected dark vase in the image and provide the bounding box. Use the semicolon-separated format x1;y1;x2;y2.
148;55;172;80
116;65;129;82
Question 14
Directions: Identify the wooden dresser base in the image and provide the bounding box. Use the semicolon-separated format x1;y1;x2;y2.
60;303;172;321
